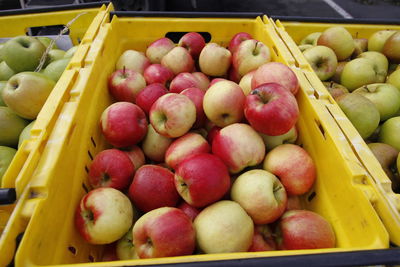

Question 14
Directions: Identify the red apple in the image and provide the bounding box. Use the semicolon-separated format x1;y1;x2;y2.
161;47;194;75
100;102;148;148
228;32;253;53
192;72;210;90
248;224;276;252
207;125;221;144
180;87;206;128
132;207;196;258
116;50;150;74
165;132;210;170
170;72;201;93
244;83;299;136
286;195;303;211
177;201;201;221
129;165;179;212
135;83;168;115
143;64;174;86
108;68;146;103
263;144;316;196
145;37;175;64
124;145;145;171
252;62;300;95
199;43;232;77
174;153;230;208
178;32;206;59
233;39;271;76
276;210;336;250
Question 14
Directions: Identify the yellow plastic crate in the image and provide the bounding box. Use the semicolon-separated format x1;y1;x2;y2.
269;18;400;246
2;12;393;266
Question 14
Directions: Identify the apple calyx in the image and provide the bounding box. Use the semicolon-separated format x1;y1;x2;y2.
82;209;94;223
100;172;111;187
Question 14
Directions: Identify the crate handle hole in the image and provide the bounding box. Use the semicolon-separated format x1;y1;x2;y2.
68;246;77;255
88;255;95;262
165;32;212;43
307;191;316;202
272;46;279;58
91;137;97;148
88;150;94;161
315;119;326;139
27;25;69;36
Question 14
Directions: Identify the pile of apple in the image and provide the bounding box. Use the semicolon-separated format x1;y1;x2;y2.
75;32;336;261
0;35;77;183
298;27;400;192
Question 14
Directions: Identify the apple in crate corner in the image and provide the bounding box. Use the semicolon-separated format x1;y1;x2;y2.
228;32;252;53
132;207;196;258
143;64;174;86
116;227;138;260
276;210;336;250
175;153;230;208
88;148;135;190
317;26;354;61
146;37;175;64
194;200;254;253
244;82;299;136
248;224;277;252
177;201;201;221
161;46;194;75
135;83;168;115
178;32;206;59
75;187;133;244
129;165;179;213
263;144;316;196
181;87;207;128
368;30;396;52
212;123;265;174
299;32;321;46
199;43;232;77
100;102;148;148
233;39;271;76
302;46;337;81
141;124;173;162
108;68;146;103
115;49;150;74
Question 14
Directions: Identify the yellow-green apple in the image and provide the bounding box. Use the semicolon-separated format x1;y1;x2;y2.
75;187;133;244
100;102;148;148
231;169;287;224
141;123;173;162
0;107;29;147
2;36;46;72
150;93;196;138
368;30;396;52
0;61;16;81
299;32;321;45
383;31;400;63
46;49;65;62
165;132;210;170
36;36;57;49
331;61;347;84
352;38;368;58
199;43;232;77
379;116;400;150
2;72;55;119
323;81;349;100
212;123;265;173
132;207;195;258
353;83;400;121
145;37;175;64
228;32;252;53
0;81;7;106
260;125;298;151
387;69;400;90
0;43;3;61
251;62;299;95
317;26;354;61
178;32;206;59
108;68;146;103
368;142;399;191
298;44;313;52
303;45;337;81
388;63;400;75
340;58;379;91
124;145;145;171
181;87;206;128
143;63;174;86
233;39;271;76
170;72;208;93
263;144;316;196
161;47;195;75
245;83;299;136
116;227;138;260
174;153;230;207
135;83;168;115
43;58;70;82
397;153;400;186
203;80;245;127
116;50;150;74
63;45;78;58
248;224;276;252
192;72;210;90
336;93;380;139
177;201;201;221
194;200;254;253
239;70;256;96
88;148;135;190
286;195;303;211
129;165;179;212
18;119;35;148
275;210;335;249
358;51;388;83
0;146;16;181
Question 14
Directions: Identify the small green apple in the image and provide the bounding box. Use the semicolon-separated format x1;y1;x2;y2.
0;146;17;183
382;31;400;63
323;81;349;100
0;106;29;147
357;51;388;83
0;81;6;106
47;49;66;64
2;36;46;72
368;30;396;52
18;120;35;148
387;69;400;91
64;46;78;58
303;45;337;81
317;26;355;61
299;32;321;45
379;116;400;151
36;36;58;49
2;72;55;119
352;38;368;58
0;61;16;81
341;58;379;91
43;58;70;82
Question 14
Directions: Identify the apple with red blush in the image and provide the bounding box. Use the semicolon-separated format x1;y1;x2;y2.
108;68;146;103
178;32;206;59
135;83;168;115
143;64;174;86
146;37;175;64
180;87;206;128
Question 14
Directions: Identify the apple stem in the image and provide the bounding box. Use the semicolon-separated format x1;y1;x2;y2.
251;89;269;104
253;41;260;55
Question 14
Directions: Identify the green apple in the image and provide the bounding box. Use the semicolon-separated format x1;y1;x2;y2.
2;36;46;72
0;61;16;81
317;26;355;61
43;58;70;82
331;61;347;84
47;49;66;64
259;126;297;151
379;116;400;150
387;69;400;90
0;43;4;62
2;72;55;119
383;31;400;63
18;120;35;148
353;83;400;121
341;58;379;91
0;106;29;147
323;81;349;100
64;46;78;58
0;81;6;106
298;44;313;52
36;36;58;49
352;38;368;58
0;146;17;183
336;93;380;139
357;51;388;83
368;30;396;52
303;45;337;81
299;32;321;45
